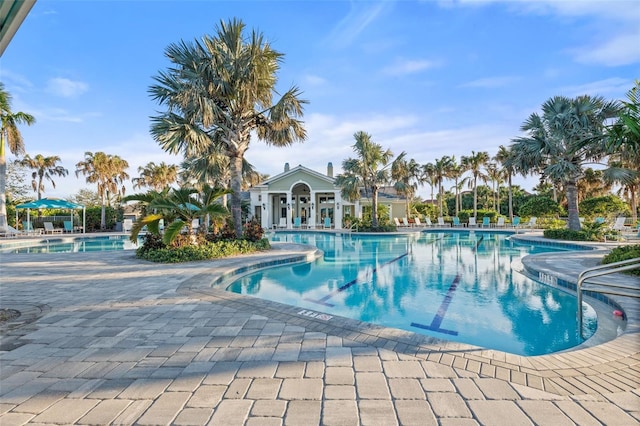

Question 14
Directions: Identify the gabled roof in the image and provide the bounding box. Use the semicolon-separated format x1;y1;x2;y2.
259;164;335;187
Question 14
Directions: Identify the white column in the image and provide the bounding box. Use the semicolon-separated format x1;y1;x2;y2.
309;191;316;228
334;191;343;229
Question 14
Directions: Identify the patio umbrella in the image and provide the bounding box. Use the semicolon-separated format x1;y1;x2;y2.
16;198;86;234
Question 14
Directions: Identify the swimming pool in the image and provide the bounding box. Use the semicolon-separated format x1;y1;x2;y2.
226;231;598;356
0;235;140;253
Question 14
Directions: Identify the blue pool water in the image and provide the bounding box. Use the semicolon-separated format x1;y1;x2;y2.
226;231;597;356
0;235;141;253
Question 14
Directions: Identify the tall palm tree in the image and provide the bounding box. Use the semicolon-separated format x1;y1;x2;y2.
334;131;395;228
495;145;515;220
75;151;130;229
433;156;453;217
485;161;504;213
149;18;307;238
132;161;179;191
448;157;463;217
509;95;619;230
391;154;419;219
0;83;35;232
17;154;69;200
461;151;489;217
422;162;436;204
577;168;611;203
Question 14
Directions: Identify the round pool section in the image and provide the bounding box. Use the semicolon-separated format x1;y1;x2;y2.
226;231;598;356
0;235;141;253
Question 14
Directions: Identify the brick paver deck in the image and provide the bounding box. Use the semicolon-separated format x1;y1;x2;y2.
1;233;638;425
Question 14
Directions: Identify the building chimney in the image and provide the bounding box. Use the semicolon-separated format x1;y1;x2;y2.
327;162;333;177
284;163;290;172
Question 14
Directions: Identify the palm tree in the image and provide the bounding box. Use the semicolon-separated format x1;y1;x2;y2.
148;18;307;238
422;162;436;204
448;157;463;217
132;161;179;191
433;156;453;217
334;131;395;228
17;154;69;200
577;168;611;203
461;151;489;217
509;95;619;230
0;83;35;232
485;161;504;213
495;145;515;220
75;151;130;230
391;154;420;219
607;80;640;152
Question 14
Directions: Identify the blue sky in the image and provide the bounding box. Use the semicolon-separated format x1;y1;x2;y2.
2;0;639;200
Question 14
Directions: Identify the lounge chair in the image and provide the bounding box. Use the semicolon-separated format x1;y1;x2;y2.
1;225;21;238
277;217;287;229
482;217;491;228
523;217;537;229
437;217;449;227
293;217;302;229
402;217;410;227
495;217;505;228
22;221;40;235
510;216;521;228
123;219;133;232
468;217;477;227
414;217;427;227
611;217;629;232
323;217;332;229
452;217;463;227
43;222;62;234
63;221;73;233
191;218;200;232
422;217;433;227
394;217;402;227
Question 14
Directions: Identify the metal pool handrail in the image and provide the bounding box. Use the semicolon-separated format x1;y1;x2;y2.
576;257;640;339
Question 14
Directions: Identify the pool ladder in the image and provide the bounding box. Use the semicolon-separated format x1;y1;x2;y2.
576;257;640;339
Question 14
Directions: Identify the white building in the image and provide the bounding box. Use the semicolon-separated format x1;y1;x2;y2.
249;162;407;230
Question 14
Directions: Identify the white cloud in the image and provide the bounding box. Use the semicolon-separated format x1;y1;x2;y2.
557;77;634;98
382;59;440;76
459;76;521;88
324;1;393;48
571;32;640;67
46;78;89;97
302;74;328;87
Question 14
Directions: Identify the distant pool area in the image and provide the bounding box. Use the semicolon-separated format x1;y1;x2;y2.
0;234;141;254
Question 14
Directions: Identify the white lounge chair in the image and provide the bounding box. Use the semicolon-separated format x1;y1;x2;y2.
277;217;287;229
1;225;21;238
123;218;133;232
468;217;477;227
414;217;427;227
523;217;537;229
402;217;410;227
437;217;449;227
611;217;629;232
43;222;62;234
394;217;402;227
495;217;505;228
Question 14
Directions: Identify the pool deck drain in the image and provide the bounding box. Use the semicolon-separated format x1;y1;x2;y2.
1;232;639;425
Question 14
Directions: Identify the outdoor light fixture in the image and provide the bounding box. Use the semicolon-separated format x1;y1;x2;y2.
311;202;315;209
287;203;291;210
262;203;266;210
336;202;340;210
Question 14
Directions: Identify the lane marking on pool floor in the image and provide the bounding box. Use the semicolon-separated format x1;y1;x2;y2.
411;273;461;336
304;252;410;308
472;235;485;253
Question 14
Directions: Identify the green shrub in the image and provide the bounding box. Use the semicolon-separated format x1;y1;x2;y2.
137;238;271;263
579;195;630;219
543;229;594;241
519;196;564;218
602;245;640;276
537;218;567;230
243;220;265;242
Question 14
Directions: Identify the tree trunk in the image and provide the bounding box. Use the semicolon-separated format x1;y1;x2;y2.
566;180;581;231
0;136;7;232
371;186;379;228
508;174;513;221
631;184;638;224
230;154;244;237
473;176;478;217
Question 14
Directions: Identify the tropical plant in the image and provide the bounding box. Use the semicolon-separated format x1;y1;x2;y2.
495;145;515;220
391;154;419;219
6;160;31;203
579;195;630;219
461;150;489;217
422;162;436;203
576;168;611;203
485;161;504;213
519;195;563;218
149;18;307;238
607;80;640;152
433;155;454;217
0;83;35;232
127;185;230;246
17;154;69;200
509;95;619;230
132;161;179;191
75;151;130;230
335;131;396;229
447;157;464;217
70;188;102;207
